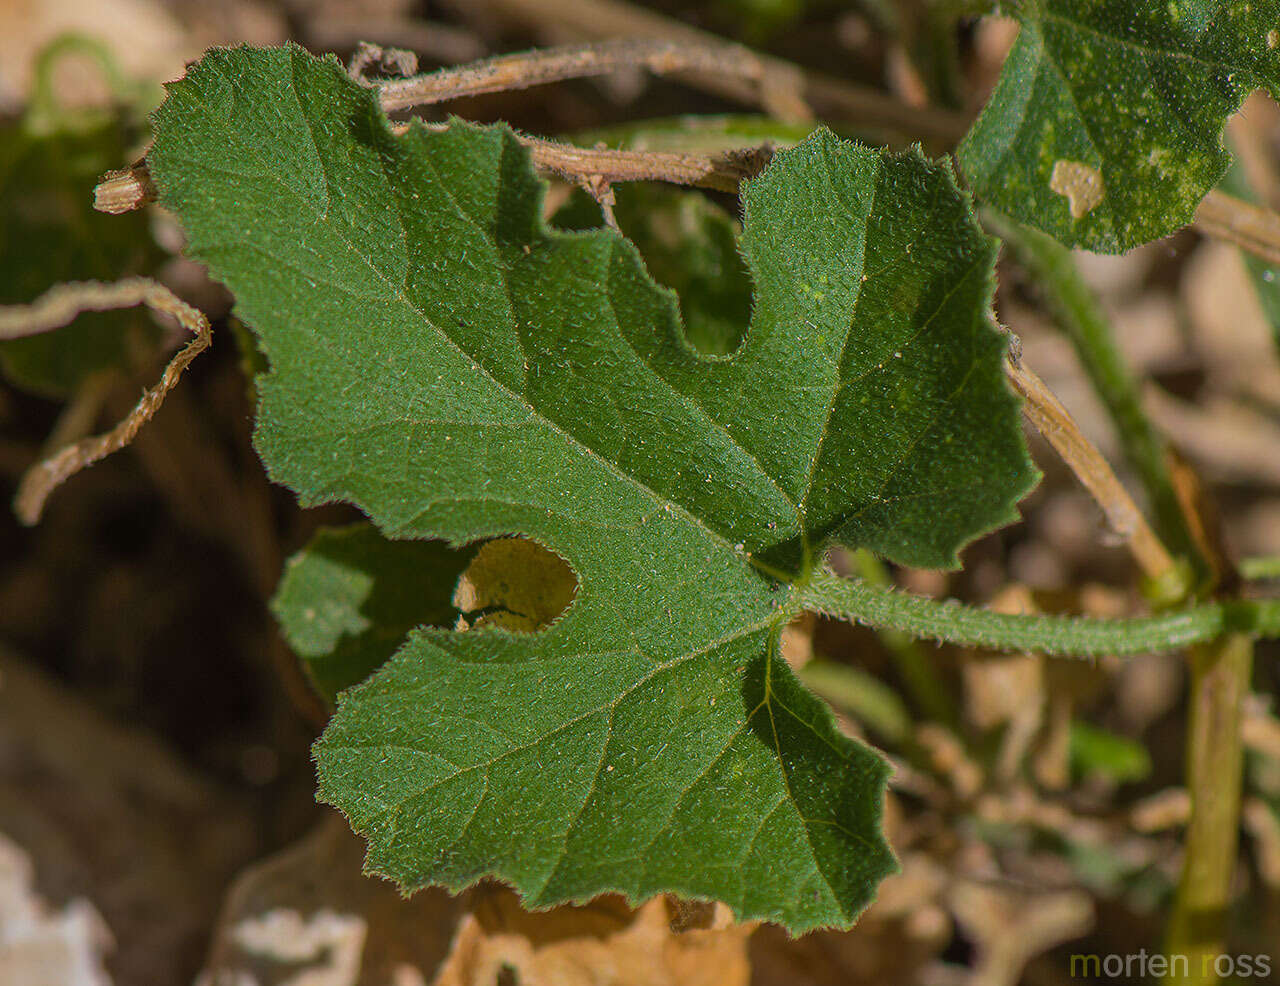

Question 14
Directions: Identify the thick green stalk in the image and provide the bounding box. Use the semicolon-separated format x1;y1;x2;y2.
988;213;1204;575
846;549;958;726
1165;635;1254;986
797;572;1280;657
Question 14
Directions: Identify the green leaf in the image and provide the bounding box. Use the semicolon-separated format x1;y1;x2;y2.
553;184;752;355
798;659;912;744
1069;721;1152;784
149;44;1036;930
0;119;161;395
272;524;478;701
960;2;1280;252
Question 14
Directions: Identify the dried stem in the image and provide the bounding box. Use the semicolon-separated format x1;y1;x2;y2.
1195;189;1280;268
461;0;966;141
511;133;767;192
395;121;774;192
93;38;806;213
989;212;1204;581
1;278;212;524
93;164;156;215
97;134;771;214
1004;354;1177;584
378;38;812;122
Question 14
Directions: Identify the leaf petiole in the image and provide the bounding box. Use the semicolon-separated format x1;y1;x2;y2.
796;571;1280;658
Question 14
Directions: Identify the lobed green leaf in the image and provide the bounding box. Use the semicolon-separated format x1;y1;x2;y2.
149;44;1036;930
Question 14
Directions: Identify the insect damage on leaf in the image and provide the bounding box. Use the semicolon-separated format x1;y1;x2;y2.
1049;160;1105;220
151;43;1036;932
454;538;578;632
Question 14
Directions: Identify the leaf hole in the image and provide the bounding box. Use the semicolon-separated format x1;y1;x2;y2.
453;537;578;632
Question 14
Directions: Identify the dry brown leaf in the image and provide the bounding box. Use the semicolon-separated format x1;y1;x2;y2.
0;832;113;986
917;724;984;800
749;853;949;986
0;649;255;985
202;817;753;986
1182;240;1280;389
432;888;752;986
200;815;469;986
1243;798;1280;888
1145;386;1280;487
1243;697;1280;762
962;586;1044;783
1033;693;1073;791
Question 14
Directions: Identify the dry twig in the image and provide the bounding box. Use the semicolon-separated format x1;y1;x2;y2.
377;38;811;121
0;278;211;524
1004;350;1177;583
458;0;966;141
89;27;965;219
349;41;419;81
1195;190;1280;267
487;132;768;192
95;133;771;213
93;164;156;215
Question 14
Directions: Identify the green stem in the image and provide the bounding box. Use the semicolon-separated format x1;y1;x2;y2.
797;572;1280;657
1165;635;1253;986
1240;554;1280;580
987;212;1204;578
847;550;958;727
799;659;912;745
988;215;1254;981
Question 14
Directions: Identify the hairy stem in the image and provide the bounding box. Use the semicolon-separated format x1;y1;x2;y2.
846;550;958;727
1165;635;1254;986
797;572;1280;658
990;213;1203;576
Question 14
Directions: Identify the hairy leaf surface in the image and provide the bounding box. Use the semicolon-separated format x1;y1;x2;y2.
150;44;1035;930
960;2;1280;252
